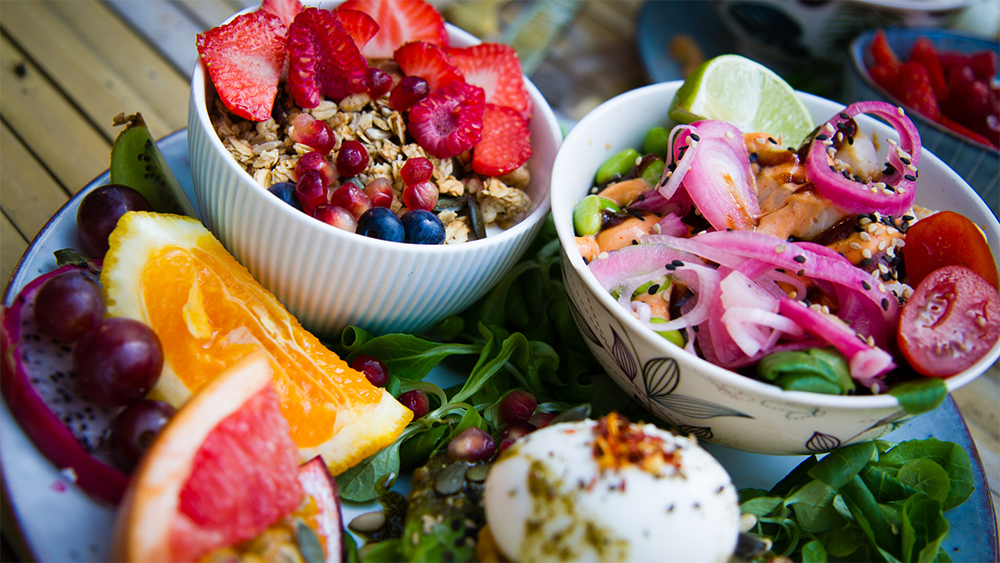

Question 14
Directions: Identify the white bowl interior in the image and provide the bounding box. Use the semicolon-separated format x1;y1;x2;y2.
552;81;1000;410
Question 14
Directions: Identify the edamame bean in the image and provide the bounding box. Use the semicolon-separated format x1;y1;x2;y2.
643;126;670;158
573;195;620;236
595;148;640;185
639;158;665;187
650;319;685;348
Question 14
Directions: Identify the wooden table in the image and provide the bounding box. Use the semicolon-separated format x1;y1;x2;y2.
1;1;997;559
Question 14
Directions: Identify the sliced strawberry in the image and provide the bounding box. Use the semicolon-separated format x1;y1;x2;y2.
941;66;999;145
408;81;485;159
446;43;533;120
394;41;463;91
259;0;302;28
869;29;899;67
336;8;380;52
287;7;369;108
337;0;447;59
197;11;287;121
896;61;939;119
869;63;899;92
473;103;532;177
909;38;948;101
938;115;996;147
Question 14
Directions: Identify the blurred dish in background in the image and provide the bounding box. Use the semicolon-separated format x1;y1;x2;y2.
635;0;737;83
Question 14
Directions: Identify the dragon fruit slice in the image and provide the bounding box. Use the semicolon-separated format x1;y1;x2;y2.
1;262;129;505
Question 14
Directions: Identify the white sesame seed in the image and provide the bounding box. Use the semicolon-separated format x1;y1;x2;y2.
598;252;609;260
906;164;917;172
878;240;887;251
775;245;787;253
859;217;872;225
883;188;894;195
825;122;835;133
756;137;766;146
870;186;878;193
868;223;879;233
873;182;886;189
725;130;734;138
823;139;834;146
874;212;881;220
653;223;662;234
887;227;897;235
976;316;987;328
860;232;872;241
867;335;876;347
849;242;862;250
810;304;823;312
664;171;672;178
822;305;830;315
862;249;873;259
788;290;797;299
887;246;896;258
836;132;844;142
878;283;887;293
903;287;914;299
898;187;906;194
894;238;905;248
887;138;898;146
879;264;889;274
897;106;905;116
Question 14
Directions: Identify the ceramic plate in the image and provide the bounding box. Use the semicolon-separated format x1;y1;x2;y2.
1;131;996;561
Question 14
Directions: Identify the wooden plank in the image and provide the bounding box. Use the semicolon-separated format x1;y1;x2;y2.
953;363;1000;444
0;124;69;244
47;0;190;135
0;35;110;192
103;0;203;77
580;0;642;42
1;213;29;297
176;0;240;29
2;1;174;139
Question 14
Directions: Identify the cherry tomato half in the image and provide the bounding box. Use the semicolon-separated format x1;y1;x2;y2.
902;211;999;289
898;265;1000;377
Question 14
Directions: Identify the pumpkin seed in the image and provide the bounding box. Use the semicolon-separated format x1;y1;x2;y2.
465;463;491;483
434;461;468;495
349;510;387;533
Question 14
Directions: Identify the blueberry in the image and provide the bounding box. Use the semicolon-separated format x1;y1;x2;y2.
267;181;303;212
356;207;404;242
401;210;445;245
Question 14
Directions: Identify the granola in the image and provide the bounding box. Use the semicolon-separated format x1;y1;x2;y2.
211;88;532;239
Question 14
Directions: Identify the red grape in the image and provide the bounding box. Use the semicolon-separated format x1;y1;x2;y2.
296;151;336;185
351;355;389;387
389;76;429;112
290;113;335;153
364;177;394;208
74;318;164;407
76;184;153;258
34;271;106;343
109;399;175;473
399;389;429;419
401;157;433;186
500;390;537;425
402;181;438;211
336;140;370;178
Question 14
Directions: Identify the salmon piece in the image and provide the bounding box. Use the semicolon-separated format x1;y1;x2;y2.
596;213;660;253
597;178;653;207
634;291;670;319
756;189;847;241
577;236;600;262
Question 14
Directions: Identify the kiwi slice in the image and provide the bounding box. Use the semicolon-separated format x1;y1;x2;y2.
109;113;195;216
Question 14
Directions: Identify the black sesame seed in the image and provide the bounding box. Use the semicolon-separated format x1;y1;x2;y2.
885;185;896;192
900;157;911;165
881;298;889;311
793;255;806;263
672;259;684;267
884;163;897;175
859;258;874;267
862;281;871;290
816;134;828;141
582;257;589;265
749;152;759;163
690;133;701;142
881;273;893;282
632;239;639;245
693;325;700;333
796;269;805;277
853;224;864;232
768;137;777;144
637;194;645;201
904;174;917;182
648;284;660;295
665;264;676;271
903;215;914;221
668;162;677;172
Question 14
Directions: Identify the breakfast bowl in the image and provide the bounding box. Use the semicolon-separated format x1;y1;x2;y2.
847;27;999;217
552;81;1000;455
188;6;560;337
713;0;980;65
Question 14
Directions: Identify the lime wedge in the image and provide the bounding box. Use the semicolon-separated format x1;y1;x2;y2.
669;55;814;147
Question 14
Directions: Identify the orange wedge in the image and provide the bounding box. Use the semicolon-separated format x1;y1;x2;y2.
102;212;412;475
112;352;303;562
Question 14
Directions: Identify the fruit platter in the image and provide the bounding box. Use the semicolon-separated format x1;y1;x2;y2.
2;1;999;562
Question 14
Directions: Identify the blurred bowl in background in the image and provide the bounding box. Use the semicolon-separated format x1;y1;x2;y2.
712;0;981;67
847;27;998;217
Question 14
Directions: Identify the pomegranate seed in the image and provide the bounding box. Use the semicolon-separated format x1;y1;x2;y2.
500;390;537;425
448;427;495;462
312;204;357;232
400;157;434;186
528;412;556;429
389;76;429;112
402;180;438;211
352;355;389;387
364;177;394;208
330;183;372;219
367;67;393;99
499;421;535;443
337;140;370;177
296;169;330;214
399;389;429;419
289;113;335;154
296;152;336;185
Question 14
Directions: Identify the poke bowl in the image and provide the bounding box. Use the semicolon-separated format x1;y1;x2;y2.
847;27;999;217
552;81;1000;455
188;4;561;337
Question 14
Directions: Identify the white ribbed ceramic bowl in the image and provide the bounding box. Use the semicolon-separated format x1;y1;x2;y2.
189;13;560;337
553;82;1000;455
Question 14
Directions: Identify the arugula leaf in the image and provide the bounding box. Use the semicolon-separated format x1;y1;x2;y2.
343;334;481;381
336;440;402;502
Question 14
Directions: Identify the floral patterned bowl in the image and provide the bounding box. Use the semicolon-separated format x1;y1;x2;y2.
552;81;1000;455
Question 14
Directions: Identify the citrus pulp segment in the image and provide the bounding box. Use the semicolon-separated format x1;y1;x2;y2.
101;212;413;475
112;352;302;562
669;54;814;146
